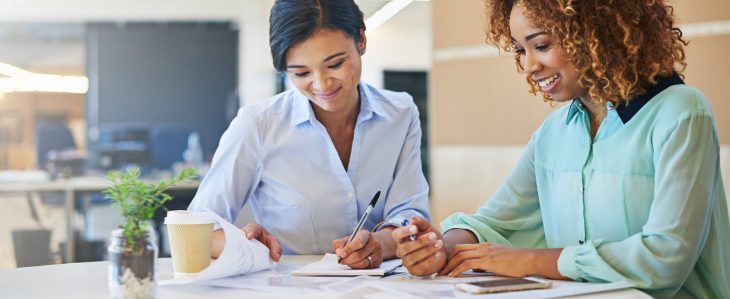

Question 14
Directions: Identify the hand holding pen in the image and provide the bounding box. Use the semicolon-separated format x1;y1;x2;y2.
401;218;417;241
332;191;383;269
392;216;447;276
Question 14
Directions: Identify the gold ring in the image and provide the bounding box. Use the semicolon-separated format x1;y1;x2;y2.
367;256;373;268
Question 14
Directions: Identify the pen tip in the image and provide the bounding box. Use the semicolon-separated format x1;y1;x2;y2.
369;191;381;206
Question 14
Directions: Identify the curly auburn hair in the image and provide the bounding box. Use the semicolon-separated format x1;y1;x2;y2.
485;0;688;105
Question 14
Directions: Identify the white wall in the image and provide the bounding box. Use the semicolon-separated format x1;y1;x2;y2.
361;2;431;88
237;0;276;106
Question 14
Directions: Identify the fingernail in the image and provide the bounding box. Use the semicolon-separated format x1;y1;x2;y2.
428;233;437;240
435;252;441;258
247;233;253;239
435;240;443;248
335;249;340;257
409;226;417;234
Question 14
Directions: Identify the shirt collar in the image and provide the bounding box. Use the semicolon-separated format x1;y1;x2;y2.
566;99;584;124
290;89;313;126
615;72;684;123
565;73;684;124
290;82;384;127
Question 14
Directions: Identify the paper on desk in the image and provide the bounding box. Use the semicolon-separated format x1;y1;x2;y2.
160;209;274;286
292;253;402;276
339;281;422;299
374;277;634;299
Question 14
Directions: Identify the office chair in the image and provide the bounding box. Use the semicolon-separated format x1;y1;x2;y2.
150;125;196;171
35;122;76;170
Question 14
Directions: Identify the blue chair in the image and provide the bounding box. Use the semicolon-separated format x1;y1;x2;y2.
150;125;196;171
35;122;76;170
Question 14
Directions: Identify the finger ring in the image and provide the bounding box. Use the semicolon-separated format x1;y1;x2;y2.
367;256;373;268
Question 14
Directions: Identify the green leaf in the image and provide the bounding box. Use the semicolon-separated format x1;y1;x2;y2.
103;167;197;246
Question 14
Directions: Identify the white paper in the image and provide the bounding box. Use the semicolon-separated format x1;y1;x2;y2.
477;280;634;299
322;275;380;293
373;278;634;299
342;282;422;299
201;270;332;294
292;253;403;276
160;209;274;286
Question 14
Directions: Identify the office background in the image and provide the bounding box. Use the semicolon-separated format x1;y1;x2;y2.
0;0;727;268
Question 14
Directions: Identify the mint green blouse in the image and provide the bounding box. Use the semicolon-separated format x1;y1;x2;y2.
442;79;730;299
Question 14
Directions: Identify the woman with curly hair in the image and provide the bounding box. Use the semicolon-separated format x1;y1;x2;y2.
392;0;729;297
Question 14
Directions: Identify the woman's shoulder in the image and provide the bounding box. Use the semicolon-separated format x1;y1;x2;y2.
361;82;416;108
651;84;714;119
360;82;419;117
238;90;298;123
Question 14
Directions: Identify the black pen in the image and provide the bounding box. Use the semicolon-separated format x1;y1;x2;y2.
337;191;381;263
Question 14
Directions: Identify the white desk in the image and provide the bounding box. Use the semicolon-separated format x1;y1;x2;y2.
0;256;650;299
0;176;199;263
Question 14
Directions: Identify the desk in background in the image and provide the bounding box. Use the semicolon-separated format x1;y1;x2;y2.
0;174;200;263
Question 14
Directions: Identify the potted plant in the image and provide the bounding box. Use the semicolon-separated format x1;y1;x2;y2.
103;167;196;299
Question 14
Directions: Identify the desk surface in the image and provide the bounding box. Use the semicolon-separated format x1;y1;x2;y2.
0;256;649;299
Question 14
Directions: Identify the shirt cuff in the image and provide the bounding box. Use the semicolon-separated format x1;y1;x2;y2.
557;244;582;281
442;224;486;243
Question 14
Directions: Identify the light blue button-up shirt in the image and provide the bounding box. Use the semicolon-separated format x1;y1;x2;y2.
442;78;729;298
189;82;430;255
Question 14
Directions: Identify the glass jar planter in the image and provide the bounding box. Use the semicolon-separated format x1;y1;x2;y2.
108;228;158;299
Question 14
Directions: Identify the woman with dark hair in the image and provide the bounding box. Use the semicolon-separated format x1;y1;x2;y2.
392;0;729;297
188;0;429;270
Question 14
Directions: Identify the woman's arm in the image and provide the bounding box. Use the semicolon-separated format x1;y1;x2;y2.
380;100;430;223
188;108;268;257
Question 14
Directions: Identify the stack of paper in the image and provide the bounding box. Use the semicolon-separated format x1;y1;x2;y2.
292;253;402;276
160;209;275;286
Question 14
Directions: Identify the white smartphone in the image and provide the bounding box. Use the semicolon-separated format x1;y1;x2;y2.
454;277;551;294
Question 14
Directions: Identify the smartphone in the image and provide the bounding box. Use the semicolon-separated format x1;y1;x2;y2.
454;277;551;294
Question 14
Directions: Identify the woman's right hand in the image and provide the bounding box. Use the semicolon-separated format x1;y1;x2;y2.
392;217;447;276
242;222;282;262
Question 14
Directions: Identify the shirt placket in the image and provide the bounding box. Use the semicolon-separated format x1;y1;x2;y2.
577;105;591;245
309;117;358;248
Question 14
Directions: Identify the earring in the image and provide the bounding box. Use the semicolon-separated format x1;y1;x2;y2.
360;47;366;54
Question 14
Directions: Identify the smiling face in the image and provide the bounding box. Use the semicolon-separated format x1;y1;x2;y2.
285;28;365;115
509;5;585;103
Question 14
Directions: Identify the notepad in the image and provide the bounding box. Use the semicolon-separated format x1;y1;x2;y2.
292;253;403;276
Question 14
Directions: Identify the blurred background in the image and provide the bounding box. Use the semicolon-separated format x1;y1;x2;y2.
0;0;727;268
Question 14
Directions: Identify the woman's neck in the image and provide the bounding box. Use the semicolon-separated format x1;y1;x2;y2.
578;96;610;139
312;98;360;131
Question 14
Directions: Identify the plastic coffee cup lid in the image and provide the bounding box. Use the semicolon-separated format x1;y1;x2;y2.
164;210;216;225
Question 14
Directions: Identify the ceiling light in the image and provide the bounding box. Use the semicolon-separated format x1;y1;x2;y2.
0;62;33;78
365;0;415;32
0;61;88;94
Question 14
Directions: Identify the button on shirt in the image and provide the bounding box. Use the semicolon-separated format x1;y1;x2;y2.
442;78;730;298
188;82;430;255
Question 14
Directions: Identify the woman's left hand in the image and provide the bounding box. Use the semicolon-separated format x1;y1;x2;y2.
439;243;534;277
332;230;383;269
